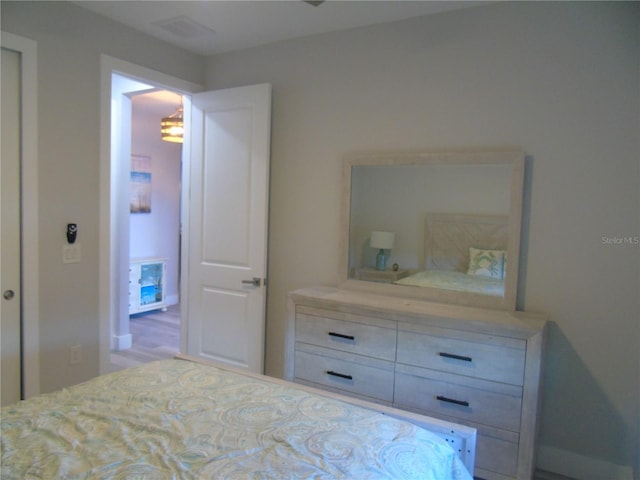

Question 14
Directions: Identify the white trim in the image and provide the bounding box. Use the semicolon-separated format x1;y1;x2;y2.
165;294;179;306
537;445;634;480
102;55;201;94
179;97;192;357
113;334;132;351
99;54;202;374
1;32;40;398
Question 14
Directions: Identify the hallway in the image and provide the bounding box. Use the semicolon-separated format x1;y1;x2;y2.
110;304;180;368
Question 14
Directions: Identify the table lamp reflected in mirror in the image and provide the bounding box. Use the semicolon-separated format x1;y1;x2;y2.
370;231;395;271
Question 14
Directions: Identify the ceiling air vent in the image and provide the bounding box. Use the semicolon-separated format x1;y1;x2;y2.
152;16;216;39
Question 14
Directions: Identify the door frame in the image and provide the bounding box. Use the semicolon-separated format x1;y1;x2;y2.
0;32;39;398
98;55;202;374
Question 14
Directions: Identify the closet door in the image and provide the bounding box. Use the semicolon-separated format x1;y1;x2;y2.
1;46;22;405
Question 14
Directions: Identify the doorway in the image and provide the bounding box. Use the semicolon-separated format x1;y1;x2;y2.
110;81;183;367
99;55;201;374
100;56;271;375
109;88;183;368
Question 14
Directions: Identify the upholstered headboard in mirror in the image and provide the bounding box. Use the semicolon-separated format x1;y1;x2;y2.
393;213;509;298
424;213;508;272
340;150;525;310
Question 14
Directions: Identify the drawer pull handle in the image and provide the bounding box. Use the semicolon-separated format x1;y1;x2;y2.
326;370;353;380
328;332;355;341
439;352;472;362
436;395;470;407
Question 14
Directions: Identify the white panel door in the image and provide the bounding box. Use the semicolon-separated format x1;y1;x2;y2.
1;47;22;405
187;84;271;373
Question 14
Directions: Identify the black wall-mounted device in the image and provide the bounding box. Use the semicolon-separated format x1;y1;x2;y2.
66;223;78;244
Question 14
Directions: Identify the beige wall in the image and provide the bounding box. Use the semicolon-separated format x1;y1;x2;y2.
205;2;639;477
2;0;638;477
0;1;204;391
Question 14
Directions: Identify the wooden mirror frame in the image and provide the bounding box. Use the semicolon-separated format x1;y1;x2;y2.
339;150;525;311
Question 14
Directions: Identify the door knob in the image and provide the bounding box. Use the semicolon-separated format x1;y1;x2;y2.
3;290;15;300
241;277;261;287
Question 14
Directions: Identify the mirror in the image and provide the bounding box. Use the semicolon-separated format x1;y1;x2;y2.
340;150;525;310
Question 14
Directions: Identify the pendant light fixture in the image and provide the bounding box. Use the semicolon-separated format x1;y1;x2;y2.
160;106;184;143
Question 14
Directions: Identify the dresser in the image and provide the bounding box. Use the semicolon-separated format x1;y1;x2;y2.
286;287;547;480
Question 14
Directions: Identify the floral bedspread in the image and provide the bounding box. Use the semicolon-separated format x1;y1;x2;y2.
1;359;472;479
395;270;504;296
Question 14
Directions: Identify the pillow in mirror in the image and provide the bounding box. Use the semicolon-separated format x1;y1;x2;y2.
467;248;506;279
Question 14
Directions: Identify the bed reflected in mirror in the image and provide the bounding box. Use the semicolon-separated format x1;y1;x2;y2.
340;151;525;310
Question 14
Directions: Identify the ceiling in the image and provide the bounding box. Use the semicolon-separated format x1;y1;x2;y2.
74;0;484;56
132;90;184;116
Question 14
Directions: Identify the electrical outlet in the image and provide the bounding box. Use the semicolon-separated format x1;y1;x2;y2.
69;345;81;365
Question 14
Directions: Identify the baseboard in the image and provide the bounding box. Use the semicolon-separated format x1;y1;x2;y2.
535;468;577;480
537;445;634;480
113;333;132;351
165;294;179;306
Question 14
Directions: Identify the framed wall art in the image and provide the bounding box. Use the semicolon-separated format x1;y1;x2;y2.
130;154;151;213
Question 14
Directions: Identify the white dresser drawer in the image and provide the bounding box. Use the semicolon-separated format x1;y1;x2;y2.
397;323;526;385
296;310;396;361
399;405;519;479
295;343;395;402
394;364;523;431
475;430;519;479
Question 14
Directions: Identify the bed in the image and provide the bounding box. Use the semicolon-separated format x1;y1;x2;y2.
1;355;475;479
394;213;508;297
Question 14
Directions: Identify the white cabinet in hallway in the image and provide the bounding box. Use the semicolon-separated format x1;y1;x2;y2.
129;258;167;315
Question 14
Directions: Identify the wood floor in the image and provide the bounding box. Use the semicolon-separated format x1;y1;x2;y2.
110;304;181;369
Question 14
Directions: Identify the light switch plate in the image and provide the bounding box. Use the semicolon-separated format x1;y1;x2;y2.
63;244;81;263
